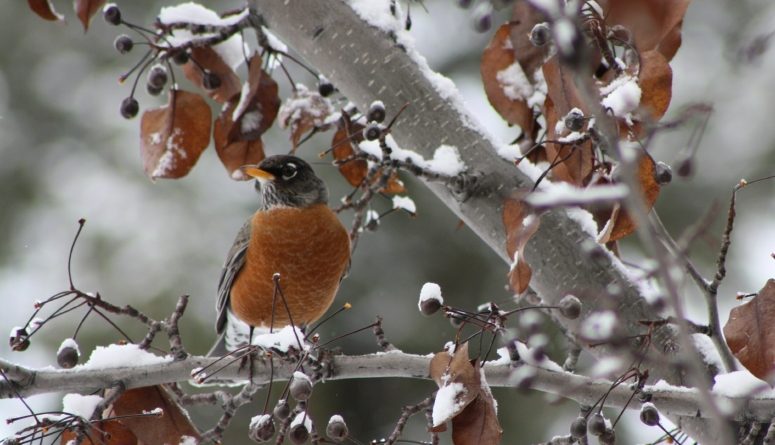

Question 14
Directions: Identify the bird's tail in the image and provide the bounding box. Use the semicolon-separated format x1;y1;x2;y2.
206;332;230;357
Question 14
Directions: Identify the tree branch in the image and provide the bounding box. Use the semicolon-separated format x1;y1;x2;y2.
2;353;774;423
250;0;681;381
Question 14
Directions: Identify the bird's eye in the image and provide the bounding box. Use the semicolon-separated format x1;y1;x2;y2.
281;163;298;180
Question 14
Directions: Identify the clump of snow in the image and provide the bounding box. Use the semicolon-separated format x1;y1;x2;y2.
589;356;626;378
432;382;466;426
487;347;512;366
600;76;641;118
580;311;618;341
250;413;272;429
553;18;577;54
29;317;45;331
713;370;769;398
58;338;80;356
418;282;444;309
179;436;197;445
524;183;629;208
278;83;334;131
497;63;533;101
290;411;312;430
426;145;466;176
392;196;416;214
328;414;345;426
62;393;103;418
253;325;309;352
513;340;563;372
80;343;172;369
157;3;247;71
692;334;725;373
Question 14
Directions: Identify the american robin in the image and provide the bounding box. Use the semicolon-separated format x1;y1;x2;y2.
208;155;351;356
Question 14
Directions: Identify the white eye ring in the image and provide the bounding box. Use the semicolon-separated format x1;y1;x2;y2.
282;163;298;180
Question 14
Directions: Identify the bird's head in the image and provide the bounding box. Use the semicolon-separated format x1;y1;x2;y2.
241;155;328;209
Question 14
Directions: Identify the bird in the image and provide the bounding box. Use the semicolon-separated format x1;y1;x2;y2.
207;155;351;357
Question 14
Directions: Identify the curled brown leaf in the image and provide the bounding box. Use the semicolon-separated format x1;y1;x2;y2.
724;279;775;383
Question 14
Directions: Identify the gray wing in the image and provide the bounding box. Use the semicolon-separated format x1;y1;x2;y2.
215;219;252;334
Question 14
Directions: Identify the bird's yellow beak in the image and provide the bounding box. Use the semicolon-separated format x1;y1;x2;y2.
241;165;275;182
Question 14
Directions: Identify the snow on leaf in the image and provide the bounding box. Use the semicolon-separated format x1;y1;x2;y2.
601;76;641;118
481;24;535;137
278;84;335;150
724;279;775;383
140;90;211;180
429;343;481;429
75;0;105;31
503;199;540;294
27;0;64;22
212;57;278;180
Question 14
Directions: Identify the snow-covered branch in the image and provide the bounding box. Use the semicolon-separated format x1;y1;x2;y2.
2;352;775;423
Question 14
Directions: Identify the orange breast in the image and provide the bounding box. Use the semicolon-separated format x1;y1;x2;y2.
230;204;351;329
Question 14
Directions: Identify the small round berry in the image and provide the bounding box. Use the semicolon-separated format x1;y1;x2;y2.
364;123;381;141
367;101;386;123
318;81;335;97
588;413;606;436
57;346;79;369
559;294;582;320
472;3;493;33
9;328;30;352
564;108;584;132
147;83;163;96
289;373;313;401
147;65;168;89
530;23;551;47
570;416;587;439
202;70;222;90
114;35;133;54
103;5;121;26
288;424;309;445
326;416;349;443
640;404;660;426
249;415;275;443
419;298;441;316
273;399;291;420
120;97;139;119
599;428;616;445
655;161;672;184
676;156;692;177
172;50;190;65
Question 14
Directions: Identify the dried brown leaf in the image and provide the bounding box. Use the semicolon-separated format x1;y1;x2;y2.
542;58;595;185
28;0;63;21
111;385;200;444
230;55;280;138
606;152;661;241
75;0;105;31
481;24;534;135
183;46;242;104
636;50;673;121
503;199;540;293
140;90;212;180
332;117;368;188
724;279;775;382
429;343;481;427
451;393;503;445
213;108;266;180
603;0;692;57
278;85;335;150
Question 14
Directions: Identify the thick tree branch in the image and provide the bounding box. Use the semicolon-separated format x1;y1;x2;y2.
1;354;773;423
250;0;680;381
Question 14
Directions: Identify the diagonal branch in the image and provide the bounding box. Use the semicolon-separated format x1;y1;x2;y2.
250;0;681;382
